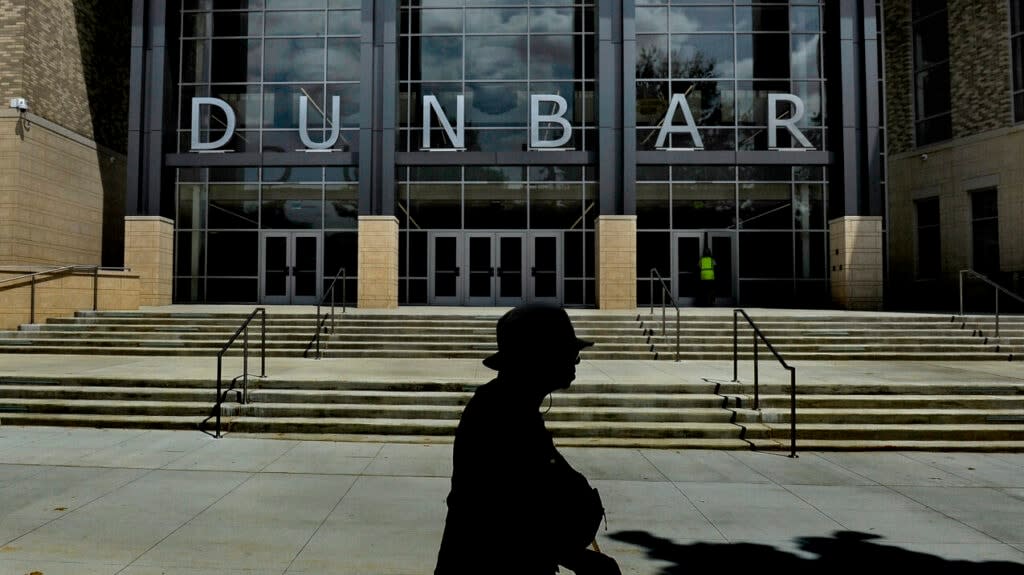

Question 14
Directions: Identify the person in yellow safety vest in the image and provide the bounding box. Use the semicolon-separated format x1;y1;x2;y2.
699;245;716;306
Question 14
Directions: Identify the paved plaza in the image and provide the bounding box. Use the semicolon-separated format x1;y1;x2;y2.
0;426;1021;575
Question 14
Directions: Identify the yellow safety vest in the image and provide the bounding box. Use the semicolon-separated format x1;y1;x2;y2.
699;256;715;281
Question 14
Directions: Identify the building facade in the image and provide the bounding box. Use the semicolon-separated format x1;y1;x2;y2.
885;0;1024;312
0;0;129;269
129;0;885;309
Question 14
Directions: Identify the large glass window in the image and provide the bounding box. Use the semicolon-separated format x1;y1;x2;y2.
911;0;951;146
635;1;826;151
1012;0;1024;122
636;165;828;307
915;197;940;279
179;1;362;153
396;166;597;306
398;0;596;152
174;166;359;304
971;189;1000;274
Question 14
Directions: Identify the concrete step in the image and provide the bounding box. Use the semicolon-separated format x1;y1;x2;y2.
749;408;1024;425
763;423;1024;441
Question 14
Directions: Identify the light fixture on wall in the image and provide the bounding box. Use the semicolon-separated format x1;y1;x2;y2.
920;153;929;161
8;98;28;113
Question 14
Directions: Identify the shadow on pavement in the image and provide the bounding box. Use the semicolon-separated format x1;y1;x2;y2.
611;530;1023;574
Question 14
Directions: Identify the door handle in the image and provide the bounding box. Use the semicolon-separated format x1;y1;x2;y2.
530;267;536;277
493;267;499;277
454;266;460;277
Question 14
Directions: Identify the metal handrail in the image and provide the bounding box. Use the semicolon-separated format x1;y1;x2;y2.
203;307;267;439
732;309;797;458
959;269;1024;338
0;265;131;323
304;267;347;359
648;268;681;362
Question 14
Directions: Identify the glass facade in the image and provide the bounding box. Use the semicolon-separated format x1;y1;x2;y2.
635;0;825;151
398;0;596;152
635;1;829;308
154;0;880;308
176;1;361;304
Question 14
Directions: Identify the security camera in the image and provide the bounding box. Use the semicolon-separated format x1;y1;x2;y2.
920;153;928;161
9;98;28;112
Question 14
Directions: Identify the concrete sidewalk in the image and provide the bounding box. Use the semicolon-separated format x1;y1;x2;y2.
1;353;1022;388
0;427;1021;575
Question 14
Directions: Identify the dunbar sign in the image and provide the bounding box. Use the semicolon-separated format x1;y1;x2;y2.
191;93;813;152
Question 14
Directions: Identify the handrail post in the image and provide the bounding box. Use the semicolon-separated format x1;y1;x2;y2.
995;290;1000;338
243;326;249;404
30;276;35;323
92;267;99;311
789;368;797;458
661;287;666;335
959;270;964;318
672;308;677;359
342;268;347;314
331;285;336;335
732;311;738;382
649;271;654;316
260;309;266;377
753;331;759;410
215;354;223;439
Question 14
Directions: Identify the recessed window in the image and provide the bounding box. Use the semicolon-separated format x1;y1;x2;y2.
914;197;940;279
971;189;1000;274
911;0;951;146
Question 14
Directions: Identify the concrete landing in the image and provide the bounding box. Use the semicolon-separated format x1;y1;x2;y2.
0;427;1022;574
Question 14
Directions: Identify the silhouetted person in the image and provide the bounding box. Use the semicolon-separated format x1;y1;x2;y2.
435;304;621;575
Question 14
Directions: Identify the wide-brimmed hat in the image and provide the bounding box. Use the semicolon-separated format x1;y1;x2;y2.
482;304;594;371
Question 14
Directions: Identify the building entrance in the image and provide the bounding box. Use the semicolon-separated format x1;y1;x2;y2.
672;231;736;306
428;232;561;306
260;232;321;305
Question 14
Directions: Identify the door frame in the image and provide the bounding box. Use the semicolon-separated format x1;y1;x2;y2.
671;230;736;306
259;231;322;305
527;232;561;304
428;231;463;305
426;230;563;306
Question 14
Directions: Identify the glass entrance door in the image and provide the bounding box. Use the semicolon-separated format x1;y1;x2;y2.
529;234;560;304
428;231;560;305
430;233;462;305
672;231;735;306
465;233;525;306
261;232;321;305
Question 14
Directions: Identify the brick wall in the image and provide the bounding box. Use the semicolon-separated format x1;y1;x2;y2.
885;0;1013;154
0;0;129;151
0;1;26;105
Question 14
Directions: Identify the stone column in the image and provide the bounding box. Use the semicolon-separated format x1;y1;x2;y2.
830;216;883;310
357;215;399;309
595;215;637;310
123;216;173;306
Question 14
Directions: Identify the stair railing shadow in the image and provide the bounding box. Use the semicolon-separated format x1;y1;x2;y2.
610;530;1023;574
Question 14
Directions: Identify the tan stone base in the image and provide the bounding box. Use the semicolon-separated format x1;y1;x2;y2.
595;215;637;310
357;216;398;309
0;267;140;330
830;216;884;310
124;216;173;306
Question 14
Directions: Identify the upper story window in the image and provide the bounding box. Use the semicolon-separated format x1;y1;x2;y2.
911;0;951;146
1012;0;1024;122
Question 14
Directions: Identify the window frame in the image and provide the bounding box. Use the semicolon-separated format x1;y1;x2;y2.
910;0;952;147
